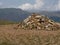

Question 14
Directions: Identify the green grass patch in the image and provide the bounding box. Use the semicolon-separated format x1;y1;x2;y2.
0;20;18;25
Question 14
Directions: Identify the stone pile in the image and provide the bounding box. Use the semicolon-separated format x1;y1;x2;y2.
17;13;60;30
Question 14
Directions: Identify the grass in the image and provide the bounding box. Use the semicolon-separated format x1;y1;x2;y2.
0;21;60;45
0;29;60;45
0;20;18;25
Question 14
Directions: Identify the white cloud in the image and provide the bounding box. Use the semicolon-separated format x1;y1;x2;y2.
33;0;44;9
18;3;33;10
18;0;44;10
0;2;2;6
18;0;60;11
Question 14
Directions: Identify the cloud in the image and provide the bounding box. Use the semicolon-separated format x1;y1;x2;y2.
18;0;60;11
33;0;44;9
57;0;60;10
18;0;44;10
49;0;60;11
44;4;57;11
50;0;60;11
0;2;2;6
41;0;59;11
18;3;33;10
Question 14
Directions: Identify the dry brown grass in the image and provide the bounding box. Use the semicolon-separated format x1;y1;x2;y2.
0;24;60;45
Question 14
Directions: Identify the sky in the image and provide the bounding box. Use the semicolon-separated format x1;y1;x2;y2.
0;0;60;11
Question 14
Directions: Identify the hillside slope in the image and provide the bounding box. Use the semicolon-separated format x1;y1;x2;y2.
0;8;31;22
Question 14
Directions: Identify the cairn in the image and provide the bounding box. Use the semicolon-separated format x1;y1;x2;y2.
16;13;60;30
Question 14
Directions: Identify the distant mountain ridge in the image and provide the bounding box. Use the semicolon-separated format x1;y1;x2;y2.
28;10;60;17
35;11;60;22
0;8;60;22
0;8;31;22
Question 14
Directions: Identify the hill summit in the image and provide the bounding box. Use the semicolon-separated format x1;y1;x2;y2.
16;13;60;30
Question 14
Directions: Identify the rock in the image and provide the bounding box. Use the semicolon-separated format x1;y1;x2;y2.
17;13;60;30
